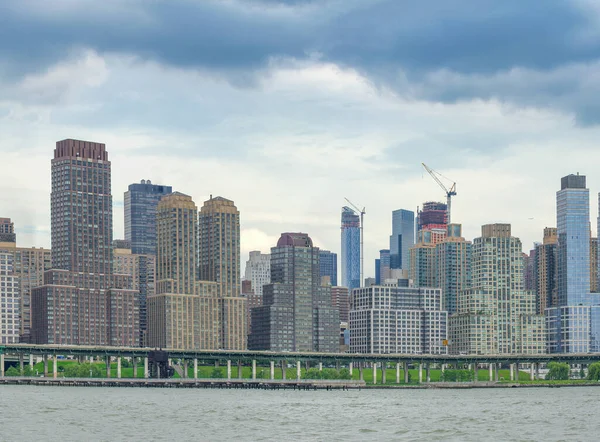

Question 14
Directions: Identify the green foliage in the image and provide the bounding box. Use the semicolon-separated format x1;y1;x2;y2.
120;358;131;368
440;369;474;382
338;368;352;380
546;362;570;381
580;367;586;379
304;367;349;380
256;369;267;379
5;366;20;376
63;363;102;378
587;362;600;381
210;368;223;378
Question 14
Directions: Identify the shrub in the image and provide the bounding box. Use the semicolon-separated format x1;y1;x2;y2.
5;366;20;376
210;368;223;378
587;362;600;381
441;369;474;382
546;362;570;381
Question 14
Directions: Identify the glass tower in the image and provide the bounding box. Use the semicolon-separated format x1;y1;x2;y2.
124;180;172;256
319;250;337;286
390;209;414;271
341;207;360;290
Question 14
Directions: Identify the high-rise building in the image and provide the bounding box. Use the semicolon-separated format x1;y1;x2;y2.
375;249;390;285
409;231;437;288
124;180;172;255
31;139;139;346
244;251;270;298
331;286;350;351
524;249;537;292
417;201;447;232
199;196;246;350
547;175;600;353
390;209;414;272
0;218;16;244
341;207;360;290
534;227;558;314
449;224;545;355
319;250;338;286
0;252;19;344
249;233;339;352
435;224;472;315
114;241;156;346
591;237;598;293
350;284;447;354
241;280;262;336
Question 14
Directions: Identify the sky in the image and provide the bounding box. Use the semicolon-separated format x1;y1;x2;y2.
3;0;600;278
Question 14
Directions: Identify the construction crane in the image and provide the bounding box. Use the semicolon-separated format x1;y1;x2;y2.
344;197;365;288
422;163;457;224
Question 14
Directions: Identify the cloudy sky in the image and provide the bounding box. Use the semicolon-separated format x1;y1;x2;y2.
3;0;600;277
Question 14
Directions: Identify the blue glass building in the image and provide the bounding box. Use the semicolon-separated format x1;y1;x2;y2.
124;180;173;255
341;207;360;290
390;209;414;271
319;250;338;286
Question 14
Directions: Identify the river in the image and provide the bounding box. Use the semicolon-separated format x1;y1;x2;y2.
0;386;597;441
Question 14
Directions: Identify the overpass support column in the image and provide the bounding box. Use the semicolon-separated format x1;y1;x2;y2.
297;361;301;380
270;361;275;380
535;363;540;380
372;362;377;385
117;357;122;379
144;357;149;379
396;363;401;384
474;364;478;382
495;364;499;382
404;362;409;384
318;362;323;371
0;353;4;377
194;359;198;379
510;363;515;381
106;356;111;379
489;364;493;381
29;354;34;370
53;354;58;379
382;362;387;384
238;361;242;379
43;355;48;377
418;363;423;383
184;360;189;379
227;360;232;380
252;360;256;380
282;361;287;380
133;358;137;378
359;363;364;381
19;354;24;373
530;363;535;381
426;364;431;383
349;362;353;376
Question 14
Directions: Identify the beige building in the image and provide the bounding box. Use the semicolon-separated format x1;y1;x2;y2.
409;231;437;288
449;224;546;355
199;196;246;350
435;224;471;315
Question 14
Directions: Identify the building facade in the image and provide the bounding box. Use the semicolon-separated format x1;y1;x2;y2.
341;207;360;290
319;250;338;286
31;139;139;346
0;218;16;244
349;284;448;355
244;251;270;298
375;249;390;285
0;252;19;344
534;227;558;314
390;209;414;272
449;224;545;355
199;196;246;350
409;233;437;288
249;233;339;353
435;224;471;315
124;179;172;256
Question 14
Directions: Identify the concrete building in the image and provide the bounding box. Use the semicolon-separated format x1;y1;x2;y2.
449;224;545;355
547;175;600;353
244;251;270;298
409;232;437;288
350;284;448;355
390;209;414;272
0;252;19;344
534;227;558;314
331;286;349;324
199;196;246;350
114;241;156;346
319;250;338;287
31;139;139;346
249;233;339;353
375;249;390;285
341;207;360;290
124;180;172;256
0;218;15;244
435;224;472;315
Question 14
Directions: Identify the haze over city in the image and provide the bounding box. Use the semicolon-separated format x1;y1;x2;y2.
3;1;600;270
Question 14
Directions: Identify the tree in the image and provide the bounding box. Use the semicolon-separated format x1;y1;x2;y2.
587;362;600;381
545;362;570;381
338;368;352;380
441;369;474;382
210;368;223;378
5;366;20;376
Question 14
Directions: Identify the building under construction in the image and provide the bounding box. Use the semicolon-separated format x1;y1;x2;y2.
417;202;448;232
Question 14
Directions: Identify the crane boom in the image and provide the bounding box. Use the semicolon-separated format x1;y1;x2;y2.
344;197;365;288
421;163;457;224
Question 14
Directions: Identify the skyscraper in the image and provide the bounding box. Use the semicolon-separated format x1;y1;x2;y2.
534;227;558;314
31;139;139;346
319;250;338;286
547;175;600;353
249;233;339;352
124;180;172;255
341;207;360;290
244;251;271;297
0;252;18;344
199;196;246;350
390;209;414;272
0;218;15;244
376;249;390;285
449;224;545;355
409;233;437;288
435;224;471;315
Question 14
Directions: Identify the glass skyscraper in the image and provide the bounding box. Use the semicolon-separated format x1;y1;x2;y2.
319;250;337;286
124;180;173;256
390;209;414;271
341;207;360;290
